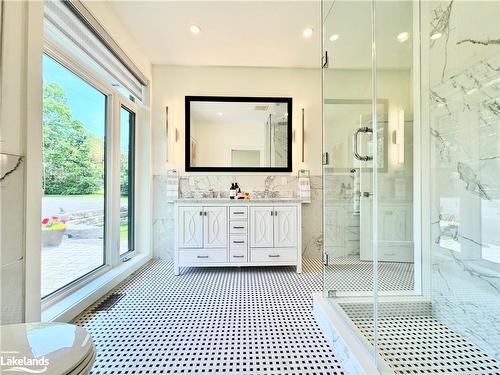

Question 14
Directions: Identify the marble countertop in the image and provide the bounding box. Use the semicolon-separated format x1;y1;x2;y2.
175;198;303;204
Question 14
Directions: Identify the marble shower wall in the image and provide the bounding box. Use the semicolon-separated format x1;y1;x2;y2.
153;174;323;260
427;0;500;360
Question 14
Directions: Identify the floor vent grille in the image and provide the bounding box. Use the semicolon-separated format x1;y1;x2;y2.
93;293;124;312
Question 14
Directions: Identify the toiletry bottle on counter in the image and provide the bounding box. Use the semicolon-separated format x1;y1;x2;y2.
230;183;236;199
229;182;236;199
234;183;241;195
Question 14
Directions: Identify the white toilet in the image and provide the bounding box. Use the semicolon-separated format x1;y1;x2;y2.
1;322;96;374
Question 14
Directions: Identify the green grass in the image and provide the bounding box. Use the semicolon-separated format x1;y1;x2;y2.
44;193;104;198
43;193;128;204
120;223;129;241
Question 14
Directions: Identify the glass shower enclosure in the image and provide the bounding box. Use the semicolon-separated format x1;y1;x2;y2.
319;0;500;373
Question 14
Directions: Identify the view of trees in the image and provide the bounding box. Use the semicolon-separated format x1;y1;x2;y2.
42;84;104;195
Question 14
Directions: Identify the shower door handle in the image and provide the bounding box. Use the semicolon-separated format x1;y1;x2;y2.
353;127;373;161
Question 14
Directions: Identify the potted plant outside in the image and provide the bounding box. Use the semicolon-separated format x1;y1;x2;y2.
42;216;67;247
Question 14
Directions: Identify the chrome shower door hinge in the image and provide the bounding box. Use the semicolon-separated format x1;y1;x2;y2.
323;252;329;266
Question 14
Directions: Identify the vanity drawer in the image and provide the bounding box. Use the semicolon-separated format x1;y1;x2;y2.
229;251;248;263
230;221;248;234
250;248;297;263
230;207;248;219
230;235;247;250
178;249;226;264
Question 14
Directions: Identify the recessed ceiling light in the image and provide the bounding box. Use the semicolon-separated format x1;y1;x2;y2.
217;112;223;116
190;24;201;34
329;34;339;42
397;32;409;42
430;32;442;40
303;28;313;38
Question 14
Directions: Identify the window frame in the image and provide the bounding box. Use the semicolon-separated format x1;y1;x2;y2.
41;39;138;307
118;104;136;257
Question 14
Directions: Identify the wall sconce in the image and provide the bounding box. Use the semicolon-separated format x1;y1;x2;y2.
165;106;170;162
396;109;405;165
301;108;305;163
165;106;179;163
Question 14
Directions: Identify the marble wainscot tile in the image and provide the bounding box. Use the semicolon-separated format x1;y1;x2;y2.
1;154;24;266
302;176;323;258
0;153;25;324
153;175;175;261
1;260;24;324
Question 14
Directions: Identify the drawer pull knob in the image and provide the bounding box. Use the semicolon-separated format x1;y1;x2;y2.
233;240;245;244
233;255;245;258
233;226;245;229
234;211;244;214
197;255;209;259
268;254;280;258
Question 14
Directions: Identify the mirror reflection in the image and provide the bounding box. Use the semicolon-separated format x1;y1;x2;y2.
186;97;292;171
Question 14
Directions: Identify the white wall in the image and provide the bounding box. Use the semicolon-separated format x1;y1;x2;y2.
152;65;322;175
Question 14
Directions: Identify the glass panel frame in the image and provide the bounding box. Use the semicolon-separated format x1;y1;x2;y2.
119;105;136;256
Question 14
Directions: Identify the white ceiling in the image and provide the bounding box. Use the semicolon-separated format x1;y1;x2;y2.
108;0;321;68
108;0;412;69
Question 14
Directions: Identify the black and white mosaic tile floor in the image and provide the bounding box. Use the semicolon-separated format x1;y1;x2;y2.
340;302;500;375
325;256;415;293
74;259;345;375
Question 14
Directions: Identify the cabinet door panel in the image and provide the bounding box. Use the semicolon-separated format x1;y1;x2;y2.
250;207;274;247
274;206;297;247
178;207;203;248
204;206;228;248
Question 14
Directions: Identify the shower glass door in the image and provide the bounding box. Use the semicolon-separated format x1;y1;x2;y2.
322;0;418;370
322;0;377;359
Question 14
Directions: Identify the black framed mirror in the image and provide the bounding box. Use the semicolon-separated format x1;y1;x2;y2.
185;96;292;172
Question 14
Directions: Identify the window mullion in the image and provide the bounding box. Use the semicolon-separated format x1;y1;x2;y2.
106;94;121;267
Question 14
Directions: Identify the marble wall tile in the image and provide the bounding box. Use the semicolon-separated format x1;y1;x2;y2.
0;260;24;324
427;0;500;360
0;154;25;324
1;154;24;266
153;176;175;261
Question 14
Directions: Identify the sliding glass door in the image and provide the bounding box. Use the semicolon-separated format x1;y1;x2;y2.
41;54;107;297
119;106;135;256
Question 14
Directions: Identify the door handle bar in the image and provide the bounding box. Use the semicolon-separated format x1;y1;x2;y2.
353;126;373;161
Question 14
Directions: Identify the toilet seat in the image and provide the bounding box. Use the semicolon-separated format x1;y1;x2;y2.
1;322;96;375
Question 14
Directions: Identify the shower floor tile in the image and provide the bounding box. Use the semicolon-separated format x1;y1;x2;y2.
340;302;500;375
73;258;345;375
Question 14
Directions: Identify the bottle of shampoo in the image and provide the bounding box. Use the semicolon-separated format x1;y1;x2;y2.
229;183;236;199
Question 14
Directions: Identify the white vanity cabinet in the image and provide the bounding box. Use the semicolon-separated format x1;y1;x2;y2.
250;206;297;248
177;206;227;248
175;200;302;275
